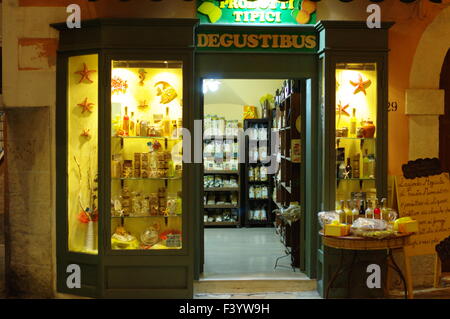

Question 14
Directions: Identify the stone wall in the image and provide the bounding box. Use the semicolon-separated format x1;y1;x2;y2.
5;107;53;298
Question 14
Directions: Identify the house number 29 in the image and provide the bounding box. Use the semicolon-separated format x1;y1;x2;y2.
388;101;398;112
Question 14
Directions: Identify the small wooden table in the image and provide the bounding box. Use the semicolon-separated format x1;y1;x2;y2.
319;231;413;299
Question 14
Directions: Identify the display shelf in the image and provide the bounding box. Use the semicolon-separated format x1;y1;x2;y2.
203;135;238;140
112;177;181;181
111;215;181;219
243;118;273;227
204;187;239;192
204;170;239;174
335;137;376;141
113;136;182;141
204;221;239;226
204;204;239;209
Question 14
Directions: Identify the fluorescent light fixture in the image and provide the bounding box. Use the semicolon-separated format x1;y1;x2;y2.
203;79;221;94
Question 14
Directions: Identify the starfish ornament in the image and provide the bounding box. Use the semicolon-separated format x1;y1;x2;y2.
81;129;91;138
77;97;94;113
336;81;340;91
349;73;371;95
75;63;96;84
336;100;350;127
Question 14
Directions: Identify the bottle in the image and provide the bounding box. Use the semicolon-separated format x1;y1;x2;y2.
345;200;353;224
363;150;370;178
380;198;388;221
129;112;135;136
365;200;374;219
337;200;346;224
352;200;360;223
345;158;352;179
163;106;171;137
136;119;141;136
373;199;381;219
338;162;346;179
368;154;376;179
172;120;178;138
122;106;130;136
359;199;366;217
350;108;357;137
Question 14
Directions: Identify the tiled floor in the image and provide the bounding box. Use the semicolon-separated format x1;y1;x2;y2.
203;227;305;279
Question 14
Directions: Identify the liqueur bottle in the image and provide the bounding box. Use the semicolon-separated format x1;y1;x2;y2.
365;200;374;219
129;112;135;137
345;200;353;224
359;199;366;217
337;200;346;224
363;149;370;178
350;108;357;137
352;200;360;223
123;106;130;136
380;198;388;221
163;106;171;137
373;199;381;220
345;158;352;179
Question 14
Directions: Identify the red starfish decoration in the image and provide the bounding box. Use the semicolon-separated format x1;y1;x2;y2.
349;73;371;95
336;100;350;117
77;97;94;113
75;63;96;84
80;129;91;138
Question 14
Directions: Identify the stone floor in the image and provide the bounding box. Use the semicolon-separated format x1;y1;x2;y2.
203;227;304;279
195;290;322;299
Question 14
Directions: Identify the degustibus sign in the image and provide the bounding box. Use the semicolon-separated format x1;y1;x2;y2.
196;0;317;25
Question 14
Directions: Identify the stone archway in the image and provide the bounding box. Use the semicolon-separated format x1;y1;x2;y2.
406;5;450;161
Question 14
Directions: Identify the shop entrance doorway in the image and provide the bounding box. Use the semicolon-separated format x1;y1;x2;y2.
440;49;450;172
200;78;307;281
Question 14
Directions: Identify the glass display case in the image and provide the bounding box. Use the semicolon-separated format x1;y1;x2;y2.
110;60;183;250
335;62;378;208
67;54;99;255
54;18;197;299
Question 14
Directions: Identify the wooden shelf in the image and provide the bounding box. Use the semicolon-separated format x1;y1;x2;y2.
204;187;239;192
204;204;239;209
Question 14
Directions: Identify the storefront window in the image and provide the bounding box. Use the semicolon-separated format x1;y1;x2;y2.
335;63;377;209
110;60;183;250
67;54;99;254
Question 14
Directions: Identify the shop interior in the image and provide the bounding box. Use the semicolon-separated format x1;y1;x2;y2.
202;78;304;279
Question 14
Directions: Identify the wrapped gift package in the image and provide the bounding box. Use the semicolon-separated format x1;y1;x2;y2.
325;221;350;237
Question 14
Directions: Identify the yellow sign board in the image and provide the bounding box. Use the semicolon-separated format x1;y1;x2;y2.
394;173;450;256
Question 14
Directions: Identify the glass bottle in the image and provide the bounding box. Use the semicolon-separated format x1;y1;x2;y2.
352;200;360;223
380;198;388;221
365;200;374;219
363;149;370;178
359;199;366;217
122;106;130;135
373;199;381;219
129;112;135;137
345;158;352;179
172;120;178;138
345;200;353;224
350;108;357;137
338;161;346;179
337;200;346;224
368;154;376;179
163;106;171;137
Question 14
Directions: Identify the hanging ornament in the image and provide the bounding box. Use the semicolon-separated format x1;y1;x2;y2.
111;76;128;94
155;81;177;104
349;73;371;95
77;97;94;113
138;69;147;86
75;63;96;84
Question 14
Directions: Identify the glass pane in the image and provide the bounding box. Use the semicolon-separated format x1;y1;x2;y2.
110;60;183;250
335;63;377;212
68;54;99;254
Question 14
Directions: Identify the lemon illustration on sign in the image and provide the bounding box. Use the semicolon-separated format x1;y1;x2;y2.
198;1;222;23
296;10;310;24
301;0;317;14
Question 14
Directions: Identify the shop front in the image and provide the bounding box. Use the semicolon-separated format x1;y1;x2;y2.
52;10;392;298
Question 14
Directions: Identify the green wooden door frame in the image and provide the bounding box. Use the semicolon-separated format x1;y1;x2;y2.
193;50;318;280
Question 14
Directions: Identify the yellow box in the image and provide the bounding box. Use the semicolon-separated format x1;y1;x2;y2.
325;223;350;237
243;105;258;119
398;220;419;233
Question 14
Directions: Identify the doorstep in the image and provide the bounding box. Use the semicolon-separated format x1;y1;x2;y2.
388;287;450;299
194;277;317;294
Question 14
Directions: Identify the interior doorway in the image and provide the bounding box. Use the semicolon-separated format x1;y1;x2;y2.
440;49;450;171
201;78;306;280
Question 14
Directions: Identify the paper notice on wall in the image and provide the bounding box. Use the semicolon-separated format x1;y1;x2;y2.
394;173;450;256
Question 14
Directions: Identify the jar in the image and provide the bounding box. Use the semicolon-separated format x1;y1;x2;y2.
356;127;364;138
362;120;376;138
341;127;349;137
